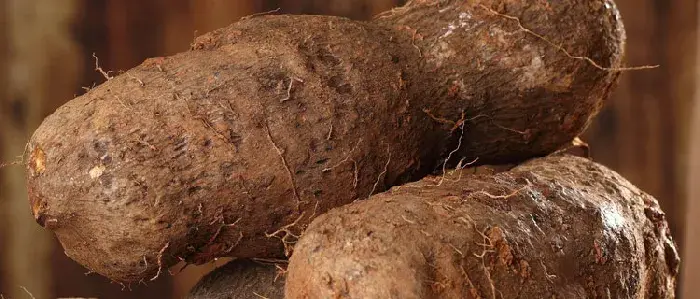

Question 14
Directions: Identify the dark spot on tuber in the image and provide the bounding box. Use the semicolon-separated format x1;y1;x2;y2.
315;48;341;66
35;212;48;227
328;75;352;94
664;240;680;275
256;68;288;93
219;162;235;179
188;186;202;195
187;227;199;238
99;173;114;188
227;132;243;150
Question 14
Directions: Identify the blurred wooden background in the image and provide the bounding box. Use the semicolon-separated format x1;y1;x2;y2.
0;0;697;298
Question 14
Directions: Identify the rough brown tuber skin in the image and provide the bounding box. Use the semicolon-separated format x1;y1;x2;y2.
376;0;626;161
286;155;679;299
187;259;284;299
26;0;625;282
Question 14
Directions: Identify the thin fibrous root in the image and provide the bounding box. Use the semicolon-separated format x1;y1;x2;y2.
367;145;392;199
541;261;558;282
422;109;487;133
480;256;497;299
150;242;170;281
308;200;320;220
0;159;22;169
449;243;464;257
224;231;245;254
458;220;497;299
0;142;29;169
323;139;363;172
264;120;302;206
460;265;482;299
479;4;657;72
352;159;359;188
126;73;145;86
252;258;289;264
450;157;480;182
265;212;306;256
253;292;271;299
274;263;288;282
19;286;35;299
280;77;304;102
241;8;281;20
410;27;423;57
208;217;242;245
493;123;529;136
92;53;113;80
468;180;531;200
140;256;149;274
326;124;334;140
437;122;466;186
422;108;456;126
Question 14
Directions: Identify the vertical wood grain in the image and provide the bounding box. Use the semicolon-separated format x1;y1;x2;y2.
191;0;261;33
0;0;8;293
160;0;194;55
683;91;700;299
681;5;700;297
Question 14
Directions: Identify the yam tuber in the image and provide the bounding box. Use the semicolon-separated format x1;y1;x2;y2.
26;0;625;282
187;259;284;299
286;155;679;299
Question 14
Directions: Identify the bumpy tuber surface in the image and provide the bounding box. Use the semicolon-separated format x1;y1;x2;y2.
286;156;679;299
26;0;625;282
187;259;284;299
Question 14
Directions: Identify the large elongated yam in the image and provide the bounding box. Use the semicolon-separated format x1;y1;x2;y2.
187;260;284;299
286;156;679;299
26;0;624;282
28;16;416;283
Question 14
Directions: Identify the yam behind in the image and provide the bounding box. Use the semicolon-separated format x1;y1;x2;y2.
187;260;284;299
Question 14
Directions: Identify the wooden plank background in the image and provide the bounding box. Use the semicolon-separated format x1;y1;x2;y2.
682;71;700;298
0;0;696;298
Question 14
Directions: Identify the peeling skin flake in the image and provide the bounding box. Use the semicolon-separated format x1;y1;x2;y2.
89;164;106;179
440;12;478;39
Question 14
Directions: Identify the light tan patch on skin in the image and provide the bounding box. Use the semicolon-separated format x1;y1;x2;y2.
30;146;46;176
31;195;44;219
89;164;106;179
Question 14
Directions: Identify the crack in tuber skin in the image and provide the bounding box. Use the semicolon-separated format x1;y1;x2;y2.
286;155;679;299
26;0;625;282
